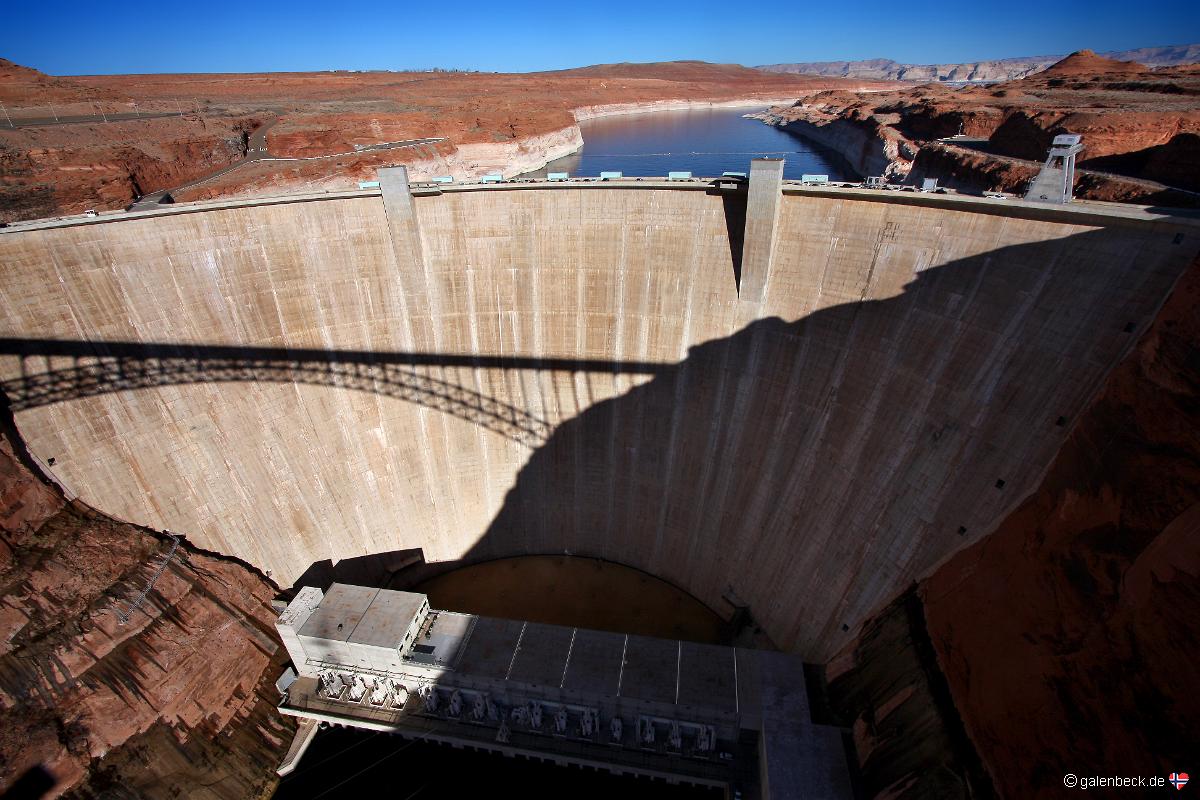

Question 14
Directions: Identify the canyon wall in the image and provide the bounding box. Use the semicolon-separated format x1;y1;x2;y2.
0;186;1196;663
751;111;911;178
0;399;291;797
919;251;1200;798
828;251;1200;798
1;116;257;220
754;53;1200;203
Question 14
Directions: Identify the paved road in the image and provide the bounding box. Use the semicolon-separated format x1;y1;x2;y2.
132;119;281;205
132;120;445;206
5;111;185;128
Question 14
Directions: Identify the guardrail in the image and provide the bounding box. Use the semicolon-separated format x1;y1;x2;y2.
403;174;948;193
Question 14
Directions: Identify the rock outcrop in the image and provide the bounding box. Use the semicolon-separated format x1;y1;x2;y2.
748;90;918;178
822;590;996;799
1;116;258;219
754;51;1200;203
0;399;292;798
1039;49;1147;76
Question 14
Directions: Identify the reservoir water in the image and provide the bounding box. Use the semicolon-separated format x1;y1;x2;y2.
528;106;858;181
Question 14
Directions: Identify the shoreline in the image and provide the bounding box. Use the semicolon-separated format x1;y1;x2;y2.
40;91;891;214
571;96;805;121
509;95;847;179
482;97;816;180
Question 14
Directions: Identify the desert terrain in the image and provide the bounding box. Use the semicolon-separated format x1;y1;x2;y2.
754;50;1200;205
0;59;889;222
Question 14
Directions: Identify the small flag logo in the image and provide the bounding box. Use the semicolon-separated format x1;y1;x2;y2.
1170;773;1189;791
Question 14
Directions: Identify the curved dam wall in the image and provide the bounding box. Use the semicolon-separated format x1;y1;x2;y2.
1;183;1196;659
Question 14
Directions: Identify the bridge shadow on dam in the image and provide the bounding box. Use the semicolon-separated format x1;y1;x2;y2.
0;339;670;446
0;225;1191;657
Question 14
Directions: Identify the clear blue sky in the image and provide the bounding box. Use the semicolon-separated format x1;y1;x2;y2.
3;0;1198;74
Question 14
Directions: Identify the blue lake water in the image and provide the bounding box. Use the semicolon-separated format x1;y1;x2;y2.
527;106;858;181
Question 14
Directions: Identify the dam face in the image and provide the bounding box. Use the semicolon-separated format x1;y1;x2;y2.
1;181;1195;659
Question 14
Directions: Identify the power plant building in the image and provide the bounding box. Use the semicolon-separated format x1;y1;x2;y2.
275;584;852;798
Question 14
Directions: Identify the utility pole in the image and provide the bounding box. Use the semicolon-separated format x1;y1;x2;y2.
0;102;12;129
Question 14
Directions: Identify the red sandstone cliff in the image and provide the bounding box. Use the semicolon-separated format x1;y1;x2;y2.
755;51;1200;202
0;400;292;797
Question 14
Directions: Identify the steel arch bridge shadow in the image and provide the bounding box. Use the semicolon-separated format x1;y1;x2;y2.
0;338;668;446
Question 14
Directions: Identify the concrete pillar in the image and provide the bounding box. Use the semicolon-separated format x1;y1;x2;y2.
378;166;426;272
738;158;785;307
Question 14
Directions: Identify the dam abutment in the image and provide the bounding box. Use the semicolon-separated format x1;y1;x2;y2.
739;158;785;308
379;165;429;278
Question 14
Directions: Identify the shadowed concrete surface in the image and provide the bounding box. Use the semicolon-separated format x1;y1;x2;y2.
822;252;1200;799
0;186;1197;667
412;555;731;644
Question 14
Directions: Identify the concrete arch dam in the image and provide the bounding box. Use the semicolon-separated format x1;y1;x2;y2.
1;175;1196;660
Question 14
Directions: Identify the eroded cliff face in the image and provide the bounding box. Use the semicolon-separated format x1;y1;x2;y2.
0;116;258;220
0;401;292;798
755;51;1200;204
832;253;1200;797
822;590;996;799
